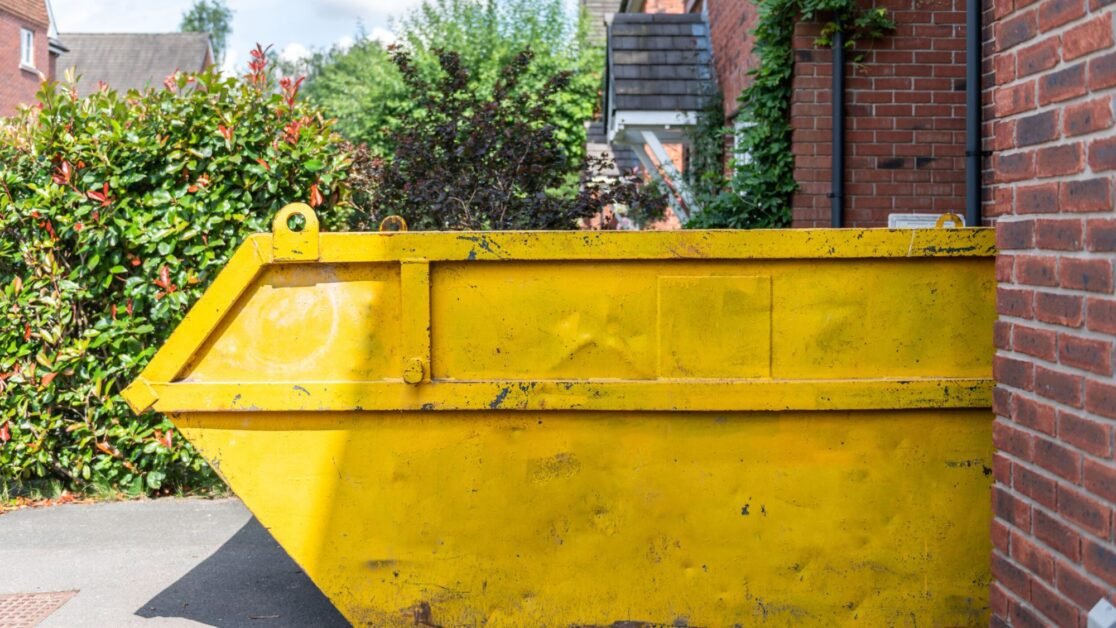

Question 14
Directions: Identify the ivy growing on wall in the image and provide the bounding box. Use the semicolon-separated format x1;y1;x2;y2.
682;89;732;219
687;1;894;229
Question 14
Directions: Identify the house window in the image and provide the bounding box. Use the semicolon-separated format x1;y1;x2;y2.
20;28;34;68
733;118;754;165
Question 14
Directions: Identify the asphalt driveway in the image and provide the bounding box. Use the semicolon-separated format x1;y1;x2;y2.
0;498;348;627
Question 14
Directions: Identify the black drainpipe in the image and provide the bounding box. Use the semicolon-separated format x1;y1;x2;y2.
965;0;983;227
831;27;846;228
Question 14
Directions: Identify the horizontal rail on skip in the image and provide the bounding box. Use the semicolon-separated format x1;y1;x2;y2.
146;378;994;413
261;228;996;264
121;219;997;415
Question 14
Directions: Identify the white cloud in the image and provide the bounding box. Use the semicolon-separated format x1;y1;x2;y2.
50;0;193;33
317;0;423;20
280;42;311;62
220;49;239;76
336;34;355;50
367;27;396;45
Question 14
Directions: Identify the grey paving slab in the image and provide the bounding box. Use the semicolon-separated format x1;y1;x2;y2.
0;498;348;627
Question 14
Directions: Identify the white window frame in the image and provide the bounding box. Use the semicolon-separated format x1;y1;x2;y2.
20;28;34;69
733;118;754;166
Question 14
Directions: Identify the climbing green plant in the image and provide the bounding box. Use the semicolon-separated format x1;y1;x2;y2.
687;1;893;228
682;89;750;227
683;90;729;206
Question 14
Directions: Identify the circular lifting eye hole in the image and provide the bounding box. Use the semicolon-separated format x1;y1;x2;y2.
287;212;307;232
379;215;408;232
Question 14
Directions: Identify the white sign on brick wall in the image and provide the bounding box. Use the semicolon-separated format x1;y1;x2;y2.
887;213;966;229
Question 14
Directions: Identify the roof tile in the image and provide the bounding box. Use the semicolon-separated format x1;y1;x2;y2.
58;33;212;97
1;0;49;26
607;11;715;113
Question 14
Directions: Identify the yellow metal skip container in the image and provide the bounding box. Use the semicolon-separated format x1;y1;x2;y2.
124;204;996;626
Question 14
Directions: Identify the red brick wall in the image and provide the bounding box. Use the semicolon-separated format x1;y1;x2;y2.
790;0;970;227
0;9;49;116
988;0;1116;622
704;0;761;120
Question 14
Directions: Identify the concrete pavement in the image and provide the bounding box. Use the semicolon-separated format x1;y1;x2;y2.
0;498;349;627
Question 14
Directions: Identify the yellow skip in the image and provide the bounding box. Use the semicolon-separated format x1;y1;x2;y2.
125;204;995;626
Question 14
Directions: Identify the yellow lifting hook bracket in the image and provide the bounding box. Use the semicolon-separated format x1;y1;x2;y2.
379;215;408;232
271;203;320;262
935;212;965;228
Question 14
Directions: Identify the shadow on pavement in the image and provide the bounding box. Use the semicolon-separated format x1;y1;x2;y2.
135;517;350;627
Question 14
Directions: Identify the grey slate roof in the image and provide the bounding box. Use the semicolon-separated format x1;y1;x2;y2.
58;33;212;97
606;13;714;112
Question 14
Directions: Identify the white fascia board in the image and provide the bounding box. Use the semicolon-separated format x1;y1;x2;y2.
45;0;58;38
614;110;697;127
607;110;698;143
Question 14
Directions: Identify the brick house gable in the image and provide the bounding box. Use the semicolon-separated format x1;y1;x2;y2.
0;0;55;116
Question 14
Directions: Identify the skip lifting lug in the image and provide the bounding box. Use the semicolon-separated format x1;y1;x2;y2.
272;203;320;261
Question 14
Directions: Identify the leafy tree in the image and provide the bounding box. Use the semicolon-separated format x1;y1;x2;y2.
351;48;663;230
299;0;600;162
282;37;409;153
180;0;233;66
0;46;351;495
399;0;600;162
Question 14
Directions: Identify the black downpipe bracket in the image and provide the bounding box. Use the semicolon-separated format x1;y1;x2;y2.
965;0;983;227
831;28;846;228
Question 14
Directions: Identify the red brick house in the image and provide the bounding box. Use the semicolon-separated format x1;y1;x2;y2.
597;0;978;228
593;0;1116;623
0;0;65;116
787;0;975;227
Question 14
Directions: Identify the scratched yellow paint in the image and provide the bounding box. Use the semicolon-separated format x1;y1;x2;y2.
176;409;991;626
124;204;997;626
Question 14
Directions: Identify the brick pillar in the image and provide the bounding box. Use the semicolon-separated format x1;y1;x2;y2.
987;0;1116;623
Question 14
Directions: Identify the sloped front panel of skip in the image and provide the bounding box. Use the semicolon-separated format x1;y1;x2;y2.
125;205;997;626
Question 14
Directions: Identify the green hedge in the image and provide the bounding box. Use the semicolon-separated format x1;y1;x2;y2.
0;48;353;495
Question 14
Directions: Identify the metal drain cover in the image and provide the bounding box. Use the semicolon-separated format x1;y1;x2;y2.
0;591;77;627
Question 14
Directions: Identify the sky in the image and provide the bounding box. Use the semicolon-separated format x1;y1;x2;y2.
48;0;426;72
